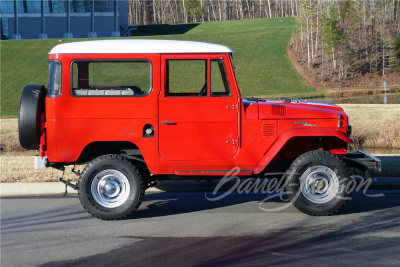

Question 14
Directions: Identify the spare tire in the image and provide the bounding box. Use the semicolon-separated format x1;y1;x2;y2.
18;84;46;150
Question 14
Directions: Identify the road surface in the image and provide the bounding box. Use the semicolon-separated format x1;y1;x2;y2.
1;191;400;266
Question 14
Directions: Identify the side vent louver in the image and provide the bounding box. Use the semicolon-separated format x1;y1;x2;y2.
261;121;276;138
272;105;286;116
262;124;274;137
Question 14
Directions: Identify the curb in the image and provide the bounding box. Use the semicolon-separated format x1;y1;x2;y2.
0;182;165;197
1;177;400;197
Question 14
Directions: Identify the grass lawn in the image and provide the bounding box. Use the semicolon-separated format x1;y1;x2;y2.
340;104;400;149
1;17;314;117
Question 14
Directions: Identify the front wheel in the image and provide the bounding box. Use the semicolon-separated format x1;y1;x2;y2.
78;154;144;220
285;150;351;216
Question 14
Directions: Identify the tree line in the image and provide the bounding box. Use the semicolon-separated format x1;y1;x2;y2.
294;0;400;82
128;0;400;82
127;0;299;25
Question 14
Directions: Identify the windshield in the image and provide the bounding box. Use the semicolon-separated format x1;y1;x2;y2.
47;61;61;97
229;53;236;72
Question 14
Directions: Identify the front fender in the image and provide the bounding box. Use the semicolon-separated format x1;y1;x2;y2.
253;128;353;174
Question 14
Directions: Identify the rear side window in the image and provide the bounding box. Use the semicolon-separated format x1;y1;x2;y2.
47;61;62;97
71;61;151;97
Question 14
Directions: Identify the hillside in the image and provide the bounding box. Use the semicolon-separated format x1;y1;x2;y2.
291;1;400;91
289;31;400;90
1;17;314;117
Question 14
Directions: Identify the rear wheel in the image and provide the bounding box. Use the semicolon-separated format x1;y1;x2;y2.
285;150;351;216
78;154;144;220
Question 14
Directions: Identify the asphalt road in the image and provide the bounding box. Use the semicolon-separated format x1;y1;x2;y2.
1;191;400;266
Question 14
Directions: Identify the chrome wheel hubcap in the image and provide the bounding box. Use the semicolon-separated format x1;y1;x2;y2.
91;170;131;208
300;165;339;204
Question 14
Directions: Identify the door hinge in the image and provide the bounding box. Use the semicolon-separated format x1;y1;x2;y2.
226;139;237;145
225;104;237;110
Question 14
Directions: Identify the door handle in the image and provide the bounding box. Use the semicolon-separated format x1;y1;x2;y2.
162;121;176;125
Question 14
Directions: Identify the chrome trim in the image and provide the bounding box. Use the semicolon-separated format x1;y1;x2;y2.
91;169;131;208
300;165;340;204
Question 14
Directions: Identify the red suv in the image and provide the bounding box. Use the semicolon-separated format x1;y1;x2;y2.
19;40;380;219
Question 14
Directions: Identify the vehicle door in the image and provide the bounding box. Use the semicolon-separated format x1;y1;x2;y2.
158;54;239;161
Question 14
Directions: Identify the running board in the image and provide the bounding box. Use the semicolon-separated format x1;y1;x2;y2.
175;169;253;176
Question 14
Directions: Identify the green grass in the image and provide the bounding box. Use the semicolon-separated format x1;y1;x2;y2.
0;17;314;116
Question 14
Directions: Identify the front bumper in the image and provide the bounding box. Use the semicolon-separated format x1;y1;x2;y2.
343;149;382;172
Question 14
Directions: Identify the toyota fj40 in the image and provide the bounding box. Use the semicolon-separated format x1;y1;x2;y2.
19;40;381;219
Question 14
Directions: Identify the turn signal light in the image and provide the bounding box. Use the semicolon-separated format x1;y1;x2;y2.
337;115;344;128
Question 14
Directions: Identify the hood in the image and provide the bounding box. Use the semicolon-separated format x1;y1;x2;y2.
242;98;346;120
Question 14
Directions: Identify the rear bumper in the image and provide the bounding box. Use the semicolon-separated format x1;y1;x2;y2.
34;155;47;170
343;149;382;172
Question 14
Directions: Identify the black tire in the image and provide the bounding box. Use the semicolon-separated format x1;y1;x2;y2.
18;84;46;150
285;150;351;216
78;154;145;220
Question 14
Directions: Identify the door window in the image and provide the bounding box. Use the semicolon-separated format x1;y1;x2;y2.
166;59;207;96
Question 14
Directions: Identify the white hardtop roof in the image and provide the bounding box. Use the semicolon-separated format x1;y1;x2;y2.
49;40;233;54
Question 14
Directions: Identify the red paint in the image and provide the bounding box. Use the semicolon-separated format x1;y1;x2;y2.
43;49;352;176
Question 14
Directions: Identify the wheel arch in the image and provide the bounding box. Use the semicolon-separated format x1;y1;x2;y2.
76;141;152;171
254;129;353;174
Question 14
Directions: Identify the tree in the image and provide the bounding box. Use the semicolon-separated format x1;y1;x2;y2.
321;6;343;73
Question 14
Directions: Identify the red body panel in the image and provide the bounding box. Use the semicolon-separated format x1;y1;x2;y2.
44;51;352;176
47;53;160;172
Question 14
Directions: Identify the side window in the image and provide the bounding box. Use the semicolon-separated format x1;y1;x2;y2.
211;59;231;97
71;61;151;97
166;60;207;96
47;61;62;97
